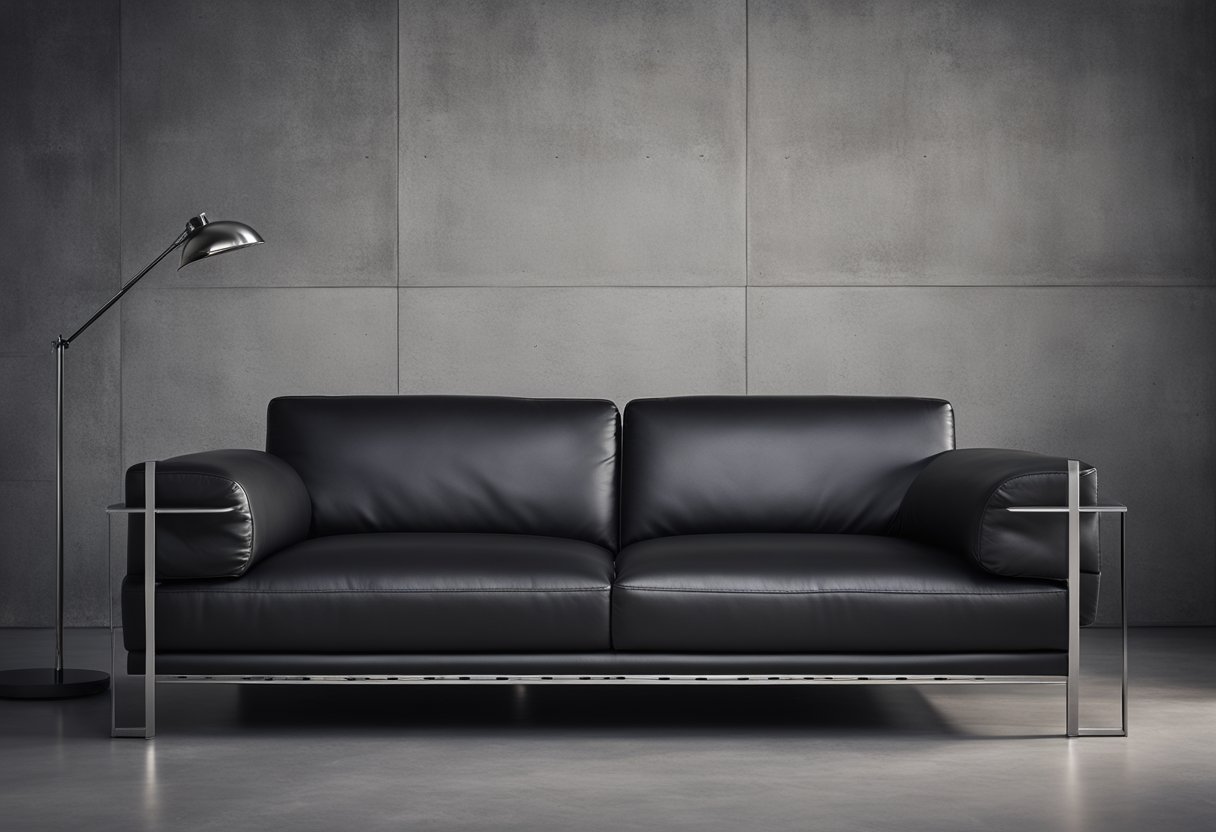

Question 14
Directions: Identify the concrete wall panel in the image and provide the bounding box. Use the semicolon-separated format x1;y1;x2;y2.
400;0;746;286
749;0;1216;285
0;483;55;627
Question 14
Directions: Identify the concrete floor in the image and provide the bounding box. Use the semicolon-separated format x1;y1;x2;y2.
0;628;1213;831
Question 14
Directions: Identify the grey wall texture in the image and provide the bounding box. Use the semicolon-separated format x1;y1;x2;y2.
1;0;1213;627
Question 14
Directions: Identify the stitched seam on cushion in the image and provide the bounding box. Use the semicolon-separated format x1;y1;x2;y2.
615;586;1062;596
152;470;252;579
143;467;250;578
233;480;253;573
154;586;612;595
976;469;1094;573
155;470;244;484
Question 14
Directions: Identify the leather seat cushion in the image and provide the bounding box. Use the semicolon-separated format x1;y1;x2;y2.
124;533;613;653
612;534;1067;653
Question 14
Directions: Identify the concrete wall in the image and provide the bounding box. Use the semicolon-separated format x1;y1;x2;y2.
1;0;1212;626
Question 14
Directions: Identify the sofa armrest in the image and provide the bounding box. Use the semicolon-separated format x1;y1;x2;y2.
125;449;311;579
898;448;1100;582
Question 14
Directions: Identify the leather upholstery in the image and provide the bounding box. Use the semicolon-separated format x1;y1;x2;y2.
266;396;620;550
134;651;1067;677
898;448;1100;624
123;533;613;653
621;396;954;547
118;395;1102;672
613;534;1068;653
125;450;311;579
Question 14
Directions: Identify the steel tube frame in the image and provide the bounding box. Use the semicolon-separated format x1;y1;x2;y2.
108;462;236;738
110;460;1127;739
1008;461;1129;737
54;342;63;676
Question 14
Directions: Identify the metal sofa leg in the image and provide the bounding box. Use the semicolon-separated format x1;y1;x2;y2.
1009;461;1127;738
111;461;156;739
1065;460;1129;738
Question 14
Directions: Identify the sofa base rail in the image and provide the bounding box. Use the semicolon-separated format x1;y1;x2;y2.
153;673;1064;686
126;650;1070;677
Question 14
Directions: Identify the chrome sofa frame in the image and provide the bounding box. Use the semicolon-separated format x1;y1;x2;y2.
109;460;1127;739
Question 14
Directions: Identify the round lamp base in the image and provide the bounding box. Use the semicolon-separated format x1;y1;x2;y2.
0;668;110;699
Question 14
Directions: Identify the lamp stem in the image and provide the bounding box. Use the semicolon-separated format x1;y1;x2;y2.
55;339;64;678
51;225;186;678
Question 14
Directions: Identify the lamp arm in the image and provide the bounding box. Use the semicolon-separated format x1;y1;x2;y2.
58;228;189;348
49;224;186;677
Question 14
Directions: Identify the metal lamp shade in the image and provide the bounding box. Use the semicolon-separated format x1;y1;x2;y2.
179;220;264;269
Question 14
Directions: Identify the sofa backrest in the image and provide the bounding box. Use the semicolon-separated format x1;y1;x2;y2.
267;396;620;550
621;396;954;546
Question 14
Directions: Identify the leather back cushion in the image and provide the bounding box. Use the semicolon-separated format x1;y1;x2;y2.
621;396;954;546
267;396;620;549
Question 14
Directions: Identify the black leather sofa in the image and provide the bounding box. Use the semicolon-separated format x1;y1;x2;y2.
122;395;1099;679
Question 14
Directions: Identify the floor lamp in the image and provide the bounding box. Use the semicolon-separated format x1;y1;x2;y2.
0;213;263;699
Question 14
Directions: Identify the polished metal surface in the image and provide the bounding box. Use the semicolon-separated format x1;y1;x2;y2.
1006;462;1128;737
1121;512;1128;732
156;674;1066;686
1077;509;1131;738
177;214;264;268
106;465;238;739
143;462;155;738
62;213;263;345
1007;506;1128;513
1068;459;1081;736
55;339;63;674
